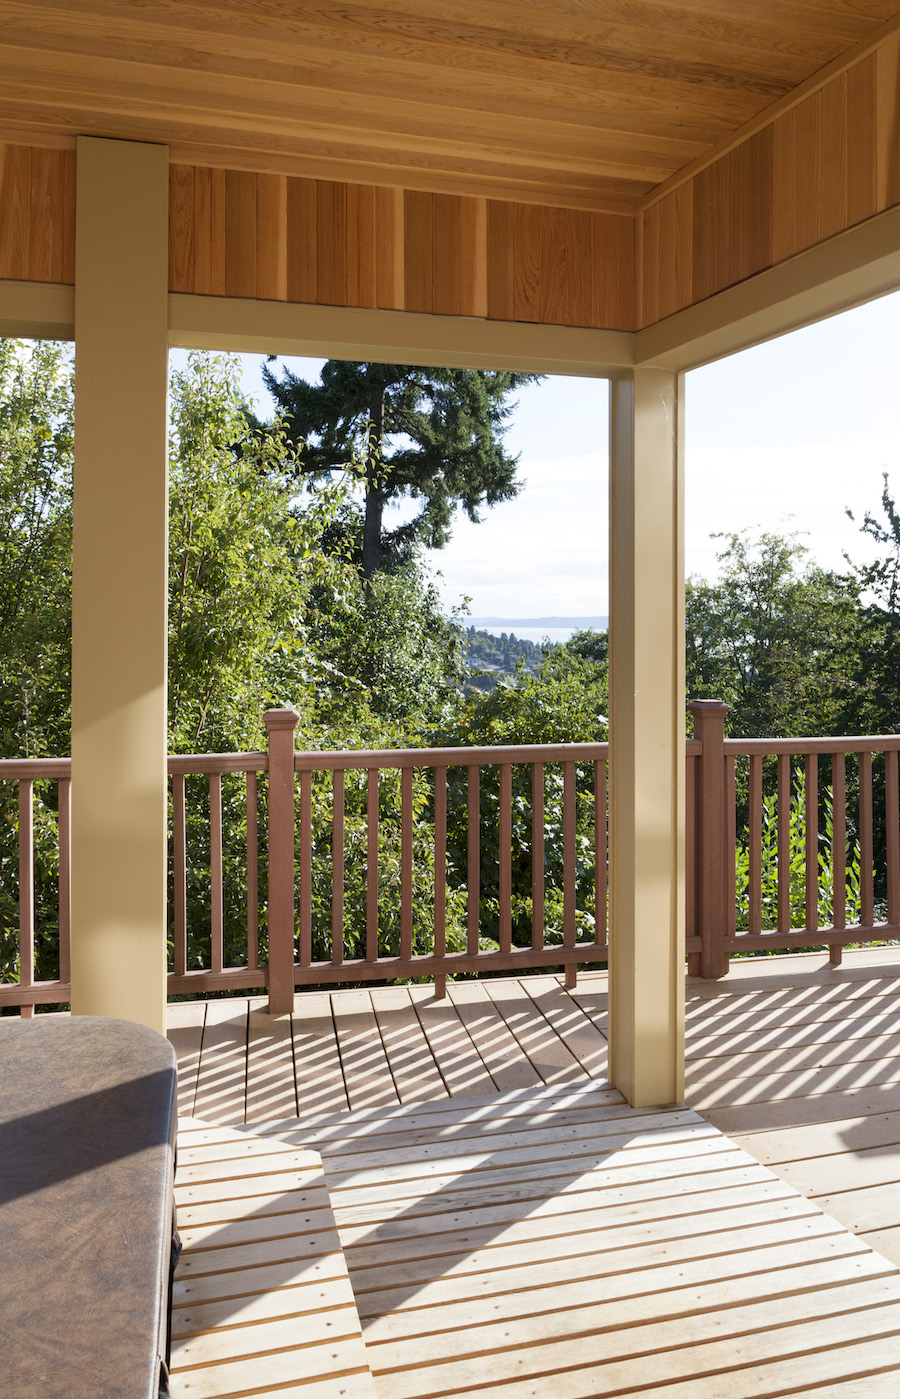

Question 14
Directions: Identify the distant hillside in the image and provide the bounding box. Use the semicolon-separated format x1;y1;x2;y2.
470;615;608;629
465;625;549;692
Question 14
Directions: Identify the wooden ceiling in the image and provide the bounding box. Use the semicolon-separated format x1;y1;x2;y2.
1;0;899;213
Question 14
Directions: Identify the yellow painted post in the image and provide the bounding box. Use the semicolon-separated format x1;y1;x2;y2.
608;368;685;1107
70;137;170;1032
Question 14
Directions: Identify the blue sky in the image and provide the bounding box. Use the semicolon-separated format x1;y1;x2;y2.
226;286;900;619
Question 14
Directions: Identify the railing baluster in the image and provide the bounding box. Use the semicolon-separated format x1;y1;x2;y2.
531;762;544;952
209;773;223;973
499;763;512;954
264;707;300;1015
748;754;763;936
299;768;312;967
776;754;791;935
725;755;736;939
805;754;818;933
886;749;900;925
367;768;379;961
332;768;344;966
401;766;413;962
467;764;480;956
58;777;71;987
831;752;846;966
246;771;258;970
594;757;607;949
434;765;447;998
686;753;698;974
860;751;874;928
563;759;576;989
18;779;34;1018
173;773;187;977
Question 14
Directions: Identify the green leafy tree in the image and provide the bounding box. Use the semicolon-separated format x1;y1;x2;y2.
686;531;862;738
845;473;900;733
167;353;346;753
0;340;73;759
261;360;540;578
0;341;73;988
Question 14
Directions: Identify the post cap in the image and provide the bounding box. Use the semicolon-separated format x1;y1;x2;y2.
263;707;301;731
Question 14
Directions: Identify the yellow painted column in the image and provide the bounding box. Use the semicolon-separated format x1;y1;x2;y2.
608;367;685;1107
70;137;170;1032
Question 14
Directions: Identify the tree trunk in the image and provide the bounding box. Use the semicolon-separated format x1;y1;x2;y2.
361;390;385;581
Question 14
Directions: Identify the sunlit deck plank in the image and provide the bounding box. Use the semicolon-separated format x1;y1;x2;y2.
482;976;590;1083
170;1120;376;1399
331;990;403;1111
444;979;543;1089
191;1001;248;1126
290;990;350;1116
406;983;498;1096
245;1003;297;1121
369;985;448;1103
686;951;900;1271
519;973;609;1076
167;999;206;1117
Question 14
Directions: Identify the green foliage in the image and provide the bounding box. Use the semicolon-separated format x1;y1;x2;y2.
168;353;345;753
302;562;467;737
0;342;73;989
686;531;862;738
845;473;900;733
0;341;73;758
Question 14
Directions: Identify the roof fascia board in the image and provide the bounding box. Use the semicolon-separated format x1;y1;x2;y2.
0;280;75;339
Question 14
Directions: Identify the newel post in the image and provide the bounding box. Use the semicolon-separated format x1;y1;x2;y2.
264;708;300;1015
688;700;731;979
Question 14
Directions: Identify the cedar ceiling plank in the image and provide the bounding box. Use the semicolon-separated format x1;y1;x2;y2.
403;189;433;315
224;167;257;299
0;143;31;282
255;172;287;302
591;212;634;332
431;193;461;319
29;144;69;282
285;177;317;304
169;163;195;295
316;179;348;308
876;30;900;211
458;195;487;320
846;52;878;228
347;182;377;310
374;186;404;311
486;200;514;322
511;202;542;325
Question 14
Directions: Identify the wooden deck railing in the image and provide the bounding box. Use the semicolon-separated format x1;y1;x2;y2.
3;701;900;1013
688;699;900;977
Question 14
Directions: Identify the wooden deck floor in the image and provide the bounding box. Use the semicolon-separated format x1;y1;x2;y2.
166;949;900;1395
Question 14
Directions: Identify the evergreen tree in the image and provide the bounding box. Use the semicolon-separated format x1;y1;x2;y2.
261;360;541;578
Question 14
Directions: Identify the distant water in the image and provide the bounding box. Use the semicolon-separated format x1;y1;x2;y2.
470;616;607;647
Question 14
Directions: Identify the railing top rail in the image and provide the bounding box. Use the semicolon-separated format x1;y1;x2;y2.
722;735;900;756
167;753;268;776
0;757;71;780
293;740;611;771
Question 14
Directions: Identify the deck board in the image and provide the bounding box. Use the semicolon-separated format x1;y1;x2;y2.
254;1084;900;1399
167;941;900;1381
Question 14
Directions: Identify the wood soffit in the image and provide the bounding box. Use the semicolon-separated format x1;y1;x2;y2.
2;0;900;216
